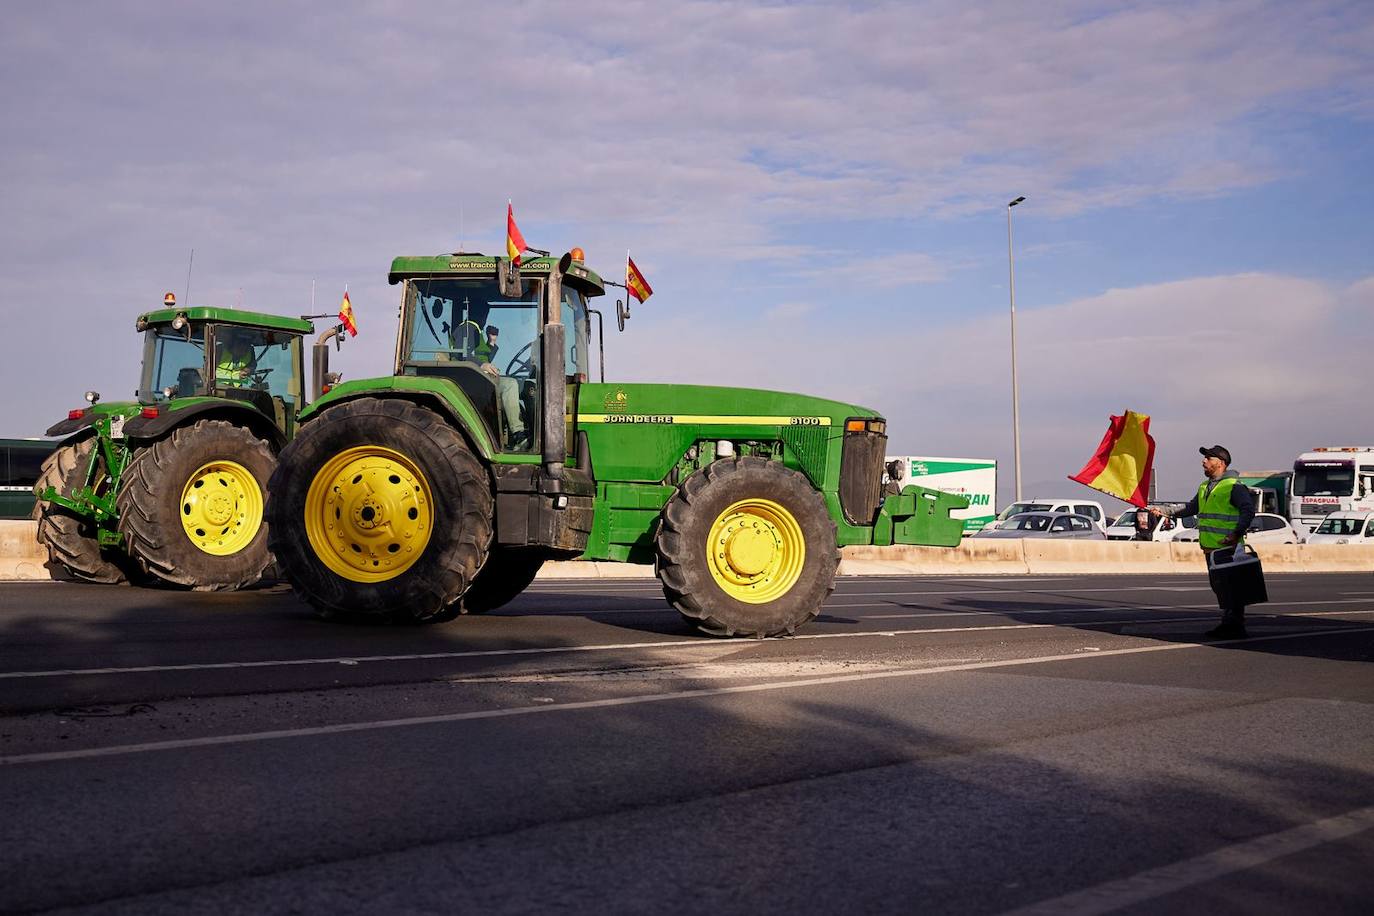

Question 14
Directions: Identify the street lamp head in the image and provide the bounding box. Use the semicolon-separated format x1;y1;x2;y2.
1009;196;1026;207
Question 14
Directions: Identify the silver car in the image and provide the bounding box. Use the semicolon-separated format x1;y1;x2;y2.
972;511;1106;540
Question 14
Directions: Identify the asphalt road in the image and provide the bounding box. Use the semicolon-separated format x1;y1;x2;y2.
1;571;1372;915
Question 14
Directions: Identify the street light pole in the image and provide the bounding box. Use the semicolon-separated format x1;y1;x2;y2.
1006;196;1026;502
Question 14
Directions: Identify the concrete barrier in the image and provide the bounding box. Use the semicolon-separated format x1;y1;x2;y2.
841;540;1029;576
0;519;48;581
1021;539;1176;574
3;517;1372;581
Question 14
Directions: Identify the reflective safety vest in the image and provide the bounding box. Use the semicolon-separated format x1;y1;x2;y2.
1196;477;1242;549
217;354;249;386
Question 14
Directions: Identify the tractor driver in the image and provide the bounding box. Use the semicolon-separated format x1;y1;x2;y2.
216;331;257;388
473;324;529;450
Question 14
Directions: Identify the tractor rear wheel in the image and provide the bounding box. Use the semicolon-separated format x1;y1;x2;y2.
266;397;493;623
433;547;546;620
655;456;839;637
117;420;276;590
33;438;130;584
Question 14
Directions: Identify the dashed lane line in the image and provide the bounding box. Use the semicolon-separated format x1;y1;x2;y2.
2;611;1370;682
5;624;1373;767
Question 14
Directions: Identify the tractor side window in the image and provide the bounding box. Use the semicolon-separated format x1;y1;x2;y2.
403;277;543;451
561;287;590;380
142;328;207;399
213;327;299;405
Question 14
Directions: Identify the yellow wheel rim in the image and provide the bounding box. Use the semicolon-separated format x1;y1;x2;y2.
706;498;806;603
303;446;433;583
180;460;263;557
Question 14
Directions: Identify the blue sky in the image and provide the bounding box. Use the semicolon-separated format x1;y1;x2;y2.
1;0;1371;510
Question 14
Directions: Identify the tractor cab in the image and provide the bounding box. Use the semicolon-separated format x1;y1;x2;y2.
388;252;598;455
134;307;312;439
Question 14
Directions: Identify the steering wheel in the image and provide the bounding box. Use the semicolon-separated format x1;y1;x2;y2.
247;367;274;388
505;341;536;378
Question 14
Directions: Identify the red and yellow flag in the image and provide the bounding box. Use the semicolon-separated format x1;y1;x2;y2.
506;202;527;266
1069;410;1155;506
626;255;653;304
339;290;358;337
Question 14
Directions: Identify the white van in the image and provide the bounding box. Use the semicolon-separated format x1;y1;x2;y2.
1303;510;1374;544
986;497;1108;532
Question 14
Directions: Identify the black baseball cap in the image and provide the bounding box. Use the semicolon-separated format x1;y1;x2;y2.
1199;445;1232;465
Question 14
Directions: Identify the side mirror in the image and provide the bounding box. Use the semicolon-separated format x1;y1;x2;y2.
616;298;628;332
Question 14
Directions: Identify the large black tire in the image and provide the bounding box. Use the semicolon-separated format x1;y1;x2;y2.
434;547;546;620
117;420;277;591
266;397;493;623
655;456;839;637
32;439;130;584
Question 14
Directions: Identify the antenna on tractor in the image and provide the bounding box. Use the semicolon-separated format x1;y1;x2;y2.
183;248;195;308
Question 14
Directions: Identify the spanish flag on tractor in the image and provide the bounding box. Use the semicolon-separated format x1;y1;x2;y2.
506;201;527;266
338;289;358;337
1069;410;1156;507
626;255;653;304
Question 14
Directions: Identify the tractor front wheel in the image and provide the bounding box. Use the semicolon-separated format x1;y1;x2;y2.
266;398;493;623
117;420;276;590
33;438;130;584
655;456;839;637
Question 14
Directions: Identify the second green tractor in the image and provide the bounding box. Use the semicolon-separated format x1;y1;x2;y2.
35;301;315;589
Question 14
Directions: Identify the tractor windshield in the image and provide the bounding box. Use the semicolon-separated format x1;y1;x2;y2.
140;326;208;400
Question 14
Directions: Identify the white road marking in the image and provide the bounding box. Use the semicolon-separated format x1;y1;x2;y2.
1001;804;1374;916
861;598;1374;619
5;625;1373;767
525;597;1374;617
4;611;1371;682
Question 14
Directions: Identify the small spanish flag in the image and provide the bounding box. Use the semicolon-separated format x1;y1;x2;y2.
1069;410;1155;507
506;201;527;266
339;289;358;337
626;255;653;304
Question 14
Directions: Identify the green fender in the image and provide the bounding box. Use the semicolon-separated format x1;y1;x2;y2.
299;375;500;459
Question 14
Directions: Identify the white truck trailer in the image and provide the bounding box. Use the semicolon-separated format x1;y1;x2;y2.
885;455;997;535
1291;447;1374;532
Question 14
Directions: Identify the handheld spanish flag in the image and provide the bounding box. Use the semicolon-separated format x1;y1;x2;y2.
506;201;527;266
626;255;653;304
338;289;358;337
1069;410;1155;507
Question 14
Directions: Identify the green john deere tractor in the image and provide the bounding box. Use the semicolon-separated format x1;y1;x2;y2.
267;250;967;636
35;300;317;589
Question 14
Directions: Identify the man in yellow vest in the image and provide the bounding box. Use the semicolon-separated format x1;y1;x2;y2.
216;331;256;388
1152;445;1256;638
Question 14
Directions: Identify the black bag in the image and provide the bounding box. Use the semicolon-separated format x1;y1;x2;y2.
1207;544;1269;606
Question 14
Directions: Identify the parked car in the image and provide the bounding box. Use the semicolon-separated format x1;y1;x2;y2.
1172;512;1303;545
984;497;1108;532
1303;510;1374;544
1105;502;1196;542
972;511;1106;540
